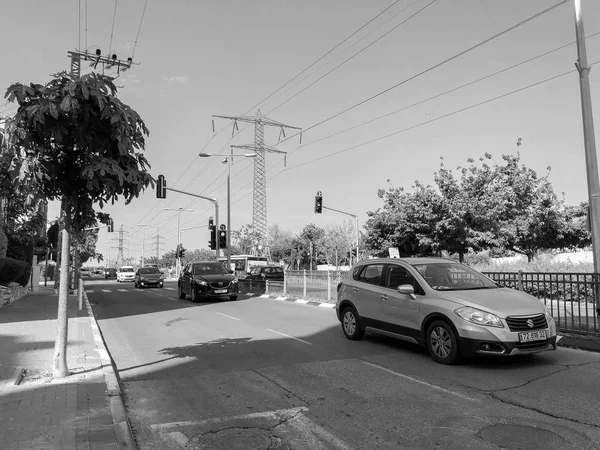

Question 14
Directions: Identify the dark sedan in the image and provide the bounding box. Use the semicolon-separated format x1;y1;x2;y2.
245;265;284;282
134;267;164;288
178;261;239;302
104;268;117;279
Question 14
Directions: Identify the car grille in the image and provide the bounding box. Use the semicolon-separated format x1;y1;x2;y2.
209;281;230;289
505;314;547;332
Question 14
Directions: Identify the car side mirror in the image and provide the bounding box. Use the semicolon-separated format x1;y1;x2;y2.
397;284;416;300
229;270;234;274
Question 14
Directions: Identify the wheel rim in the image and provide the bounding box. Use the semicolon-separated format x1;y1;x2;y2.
191;284;195;301
343;311;357;336
430;326;452;358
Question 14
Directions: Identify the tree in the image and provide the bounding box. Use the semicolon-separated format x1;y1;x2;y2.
4;71;153;378
300;224;325;270
268;224;294;266
320;222;354;268
232;224;261;255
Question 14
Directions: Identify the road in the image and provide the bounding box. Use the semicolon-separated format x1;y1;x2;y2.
84;279;600;450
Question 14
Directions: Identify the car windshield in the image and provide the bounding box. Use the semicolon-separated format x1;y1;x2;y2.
412;262;498;291
193;263;228;275
250;267;262;275
120;267;134;273
138;268;160;275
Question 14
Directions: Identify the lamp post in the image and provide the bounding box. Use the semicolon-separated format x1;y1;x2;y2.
164;207;194;279
137;224;155;267
199;149;256;272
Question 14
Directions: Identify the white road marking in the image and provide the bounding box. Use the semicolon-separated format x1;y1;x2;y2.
150;407;308;431
284;411;354;450
266;328;312;345
362;361;478;402
101;289;111;293
165;287;176;290
169;297;179;302
117;289;129;292
260;294;270;298
275;296;288;300
295;299;310;304
216;312;242;321
318;303;336;308
160;431;189;447
86;290;95;293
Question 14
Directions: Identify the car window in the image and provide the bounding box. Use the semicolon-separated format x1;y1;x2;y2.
384;264;424;295
413;262;497;291
193;263;228;275
356;264;384;286
120;267;134;273
139;268;159;275
352;265;364;280
273;268;283;274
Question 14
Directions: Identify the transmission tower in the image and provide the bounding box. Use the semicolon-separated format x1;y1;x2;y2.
213;110;301;257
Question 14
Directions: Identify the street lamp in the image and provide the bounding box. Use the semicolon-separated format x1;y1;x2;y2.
137;224;155;267
199;149;256;271
163;207;194;279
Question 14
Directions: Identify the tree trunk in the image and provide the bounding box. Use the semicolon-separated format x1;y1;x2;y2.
53;211;64;290
53;199;70;378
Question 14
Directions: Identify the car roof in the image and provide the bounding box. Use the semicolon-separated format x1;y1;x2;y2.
354;257;458;265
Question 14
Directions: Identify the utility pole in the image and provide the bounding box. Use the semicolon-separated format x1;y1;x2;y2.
574;0;600;317
214;111;301;258
137;224;154;267
164;207;194;279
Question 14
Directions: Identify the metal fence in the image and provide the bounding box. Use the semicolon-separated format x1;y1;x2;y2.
483;271;599;336
239;269;600;336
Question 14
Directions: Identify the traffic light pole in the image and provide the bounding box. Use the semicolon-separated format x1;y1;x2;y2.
320;205;360;265
160;186;220;259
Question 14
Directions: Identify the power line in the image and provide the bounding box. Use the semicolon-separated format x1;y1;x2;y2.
272;0;571;148
295;30;600;152
108;0;119;55
265;0;439;115
131;0;148;59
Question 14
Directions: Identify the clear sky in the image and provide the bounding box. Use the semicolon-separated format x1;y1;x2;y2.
1;0;599;265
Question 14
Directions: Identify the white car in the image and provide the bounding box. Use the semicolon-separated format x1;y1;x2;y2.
116;266;135;282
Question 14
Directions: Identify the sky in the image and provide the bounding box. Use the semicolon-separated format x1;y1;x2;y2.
1;0;600;266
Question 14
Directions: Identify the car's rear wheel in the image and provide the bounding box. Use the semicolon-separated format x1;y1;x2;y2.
190;283;198;302
341;306;365;340
426;320;462;365
178;283;186;299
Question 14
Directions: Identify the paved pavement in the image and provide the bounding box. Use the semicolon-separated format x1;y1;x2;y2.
0;286;134;450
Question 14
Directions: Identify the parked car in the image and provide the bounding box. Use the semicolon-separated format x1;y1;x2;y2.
134;267;163;288
116;266;135;282
178;261;238;302
80;268;92;277
245;265;284;282
104;268;117;279
336;257;559;365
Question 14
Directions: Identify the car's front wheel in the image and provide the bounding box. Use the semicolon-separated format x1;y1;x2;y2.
426;320;462;365
190;283;198;302
229;295;238;301
341;306;365;340
178;283;186;299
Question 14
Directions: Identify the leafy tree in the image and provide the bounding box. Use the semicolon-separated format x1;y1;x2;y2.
232;224;262;255
555;202;591;250
320;221;354;268
3;71;153;378
268;224;294;266
300;224;325;269
182;248;217;264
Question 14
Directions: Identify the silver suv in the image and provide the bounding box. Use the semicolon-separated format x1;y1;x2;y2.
336;257;559;364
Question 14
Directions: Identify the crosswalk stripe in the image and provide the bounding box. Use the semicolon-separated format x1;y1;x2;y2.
165;287;176;290
102;289;111;293
86;290;95;293
118;289;128;292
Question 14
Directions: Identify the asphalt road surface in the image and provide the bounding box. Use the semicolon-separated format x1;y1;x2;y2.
85;279;600;450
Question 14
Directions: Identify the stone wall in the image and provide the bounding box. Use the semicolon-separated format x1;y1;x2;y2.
0;285;29;308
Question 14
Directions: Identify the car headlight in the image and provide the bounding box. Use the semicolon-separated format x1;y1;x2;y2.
455;306;504;328
232;277;238;284
195;279;208;286
542;303;555;322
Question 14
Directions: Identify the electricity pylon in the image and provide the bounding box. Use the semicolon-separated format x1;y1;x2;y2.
213;110;301;257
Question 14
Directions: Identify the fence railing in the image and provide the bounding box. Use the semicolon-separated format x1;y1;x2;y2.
239;269;599;336
483;271;599;335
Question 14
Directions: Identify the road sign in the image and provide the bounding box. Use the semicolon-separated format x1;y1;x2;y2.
388;247;399;258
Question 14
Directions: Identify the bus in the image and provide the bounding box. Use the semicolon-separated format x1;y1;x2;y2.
218;254;268;278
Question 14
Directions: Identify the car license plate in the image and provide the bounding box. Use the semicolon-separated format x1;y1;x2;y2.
214;289;227;294
518;330;547;343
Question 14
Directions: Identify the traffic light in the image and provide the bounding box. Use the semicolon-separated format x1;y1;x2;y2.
219;229;227;249
156;174;166;199
314;191;323;214
208;217;214;229
209;227;216;250
179;246;186;259
107;218;114;232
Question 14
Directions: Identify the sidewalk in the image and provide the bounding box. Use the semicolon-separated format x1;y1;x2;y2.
0;287;134;449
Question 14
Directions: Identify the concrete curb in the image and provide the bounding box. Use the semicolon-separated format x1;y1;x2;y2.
254;293;336;309
83;292;137;449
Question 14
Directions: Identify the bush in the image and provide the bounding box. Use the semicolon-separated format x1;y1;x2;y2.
0;257;28;286
0;228;7;259
16;262;32;287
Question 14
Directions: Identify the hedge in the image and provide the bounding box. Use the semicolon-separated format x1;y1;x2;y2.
0;257;28;286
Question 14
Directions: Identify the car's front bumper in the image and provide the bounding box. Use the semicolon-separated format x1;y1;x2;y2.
138;279;163;287
456;316;559;357
192;284;239;297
